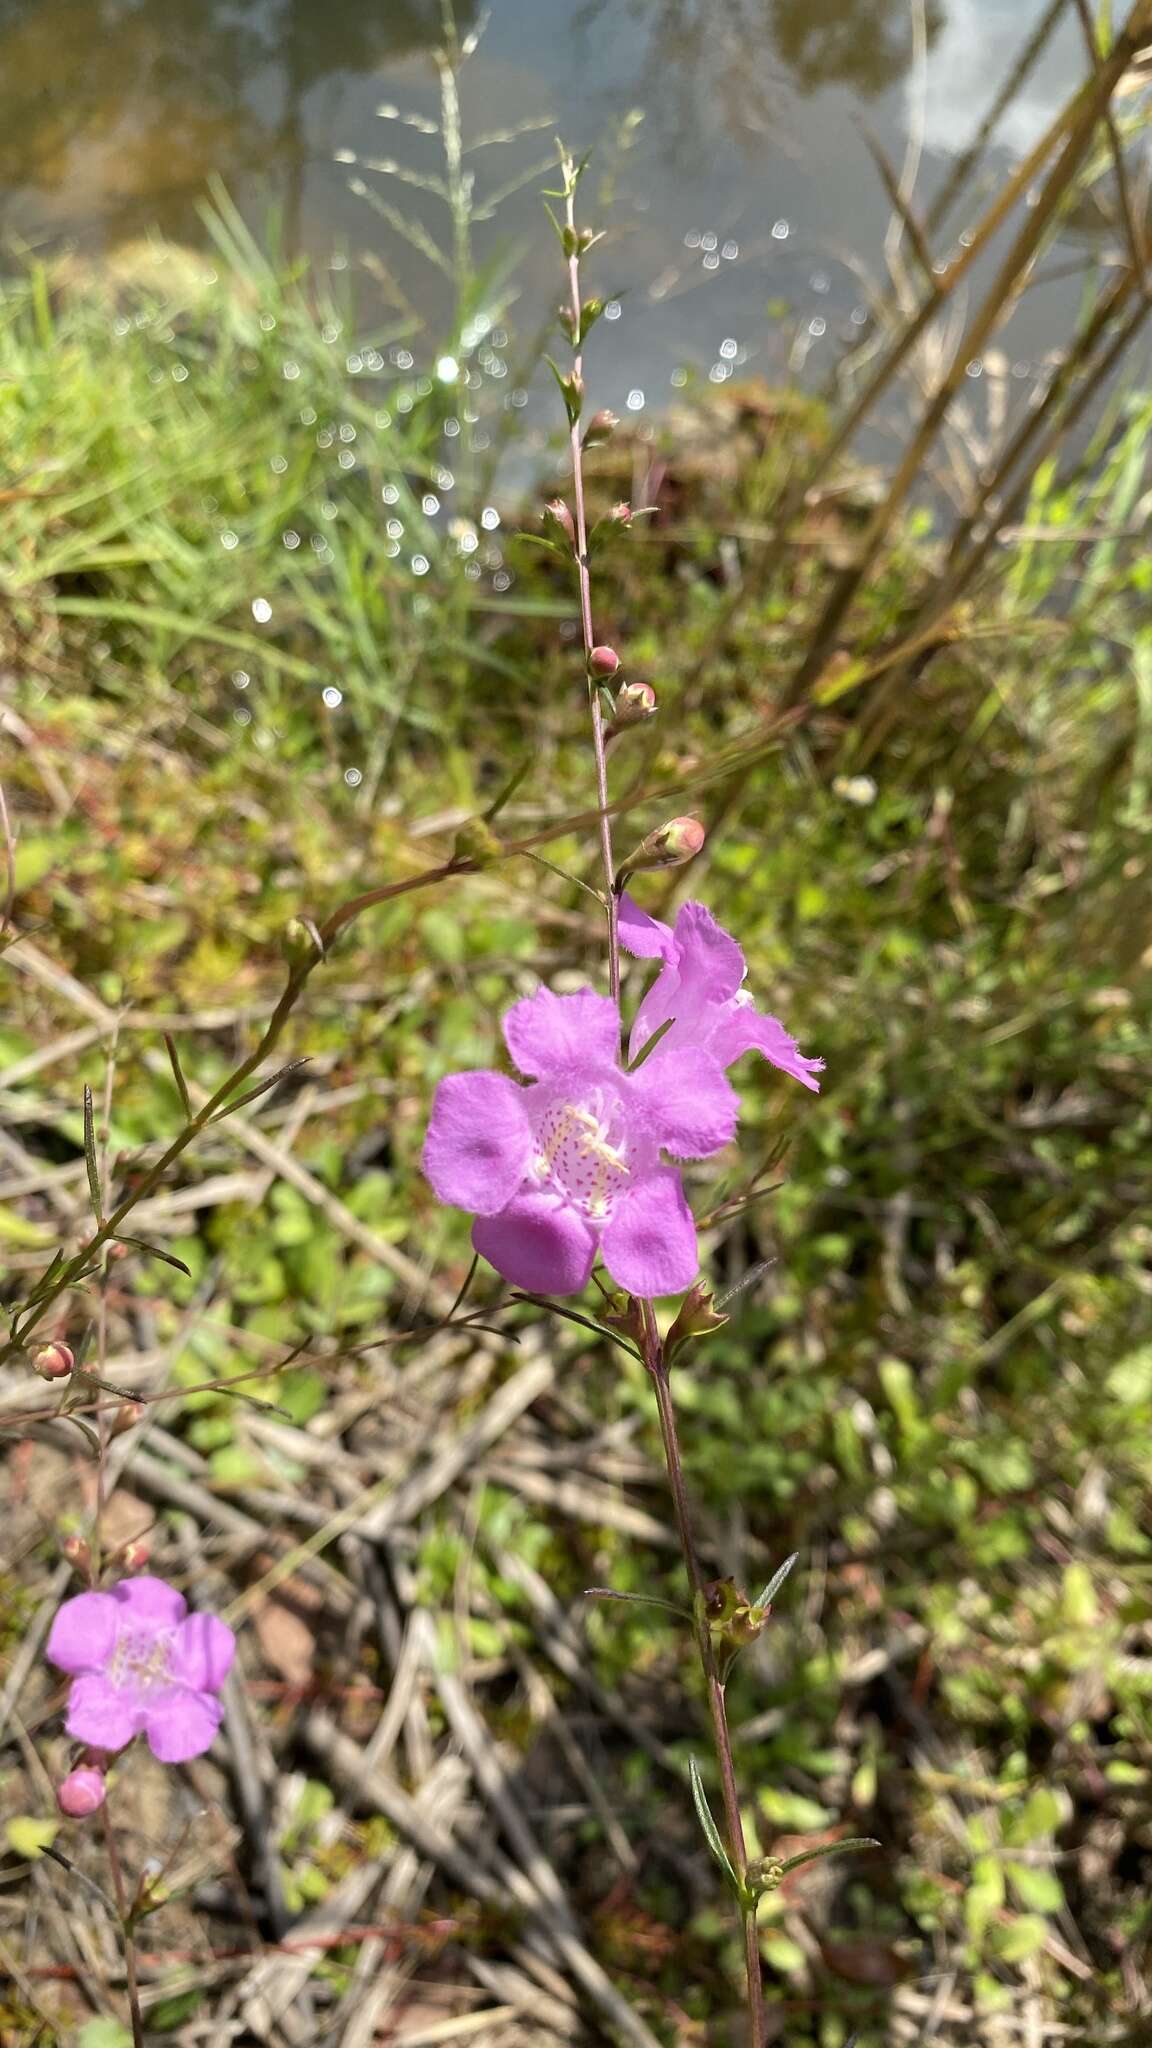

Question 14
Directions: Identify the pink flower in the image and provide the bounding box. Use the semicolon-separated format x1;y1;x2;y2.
618;896;823;1092
46;1577;235;1765
423;986;738;1298
56;1766;107;1818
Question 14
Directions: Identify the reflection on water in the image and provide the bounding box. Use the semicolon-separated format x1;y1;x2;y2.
0;0;475;240
0;0;1099;405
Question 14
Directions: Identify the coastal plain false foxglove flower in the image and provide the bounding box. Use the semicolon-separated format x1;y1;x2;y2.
618;895;823;1091
423;986;738;1297
46;1577;235;1764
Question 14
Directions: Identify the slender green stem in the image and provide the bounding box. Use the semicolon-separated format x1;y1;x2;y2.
642;1306;766;2048
561;161;620;1003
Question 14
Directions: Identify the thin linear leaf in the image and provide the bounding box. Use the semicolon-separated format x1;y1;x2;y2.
475;152;565;221
626;1013;677;1072
20;1247;67;1309
779;1838;881;1877
82;1085;103;1224
374;102;440;135
584;1588;692;1622
208;1058;310;1123
507;1291;643;1361
347;153;450;200
688;1757;741;1896
466;114;557;152
482;754;532;823
716;1257;777;1310
345;180;453;276
753;1552;800;1612
112;1238;192;1278
163;1034;193;1121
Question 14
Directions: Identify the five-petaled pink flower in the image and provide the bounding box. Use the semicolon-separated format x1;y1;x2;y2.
423;986;738;1298
46;1576;235;1764
619;895;823;1091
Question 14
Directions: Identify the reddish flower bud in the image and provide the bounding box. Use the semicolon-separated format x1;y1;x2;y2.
588;645;620;676
57;1766;106;1819
606;681;657;741
609;501;633;526
119;1540;150;1571
110;1401;144;1437
33;1342;74;1381
615;816;705;887
582;410;619;448
61;1534;91;1573
543;499;575;546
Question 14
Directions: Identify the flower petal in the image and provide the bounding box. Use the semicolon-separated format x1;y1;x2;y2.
64;1674;143;1753
110;1576;188;1627
672;902;746;1007
145;1688;223;1765
423;1071;533;1215
626;1047;739;1159
171;1614;236;1693
472;1190;596;1295
45;1592;119;1676
601;1168;699;1297
617;893;675;961
503;987;620;1078
709;1004;823;1091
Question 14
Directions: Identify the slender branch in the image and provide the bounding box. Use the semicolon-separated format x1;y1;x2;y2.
100;1799;145;2048
641;1305;766;2048
561;159;620;1002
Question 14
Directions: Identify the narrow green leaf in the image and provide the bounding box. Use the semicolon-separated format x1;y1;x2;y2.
112;1238;192;1277
209;1058;309;1122
778;1837;881;1877
82;1084;103;1224
689;1757;741;1896
163;1033;193;1120
626;1013;677;1072
584;1588;692;1621
753;1553;800;1612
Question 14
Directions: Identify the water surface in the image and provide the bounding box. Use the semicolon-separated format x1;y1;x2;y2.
0;1;1116;415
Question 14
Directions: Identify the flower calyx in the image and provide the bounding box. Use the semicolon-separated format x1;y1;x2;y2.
614;815;705;890
452;817;504;870
665;1280;727;1361
582;409;619;449
699;1576;771;1659
605;680;657;742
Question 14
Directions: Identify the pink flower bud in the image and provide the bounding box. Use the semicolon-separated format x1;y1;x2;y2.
543;499;575;545
610;502;633;526
62;1535;91;1572
614;816;705;887
606;681;658;741
589;645;620;676
57;1766;106;1819
33;1342;74;1381
119;1540;150;1571
582;410;619;448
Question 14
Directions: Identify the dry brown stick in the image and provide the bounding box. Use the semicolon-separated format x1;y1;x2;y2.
787;0;1152;699
423;1622;664;2048
304;1713;578;2030
1071;0;1149;291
